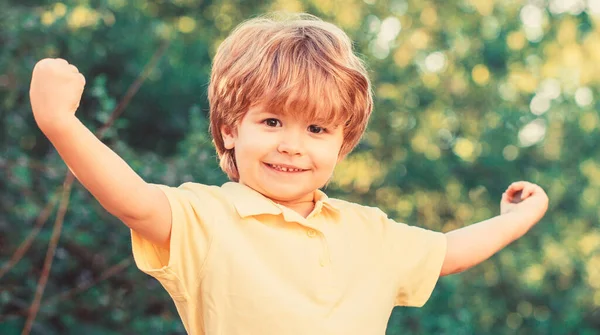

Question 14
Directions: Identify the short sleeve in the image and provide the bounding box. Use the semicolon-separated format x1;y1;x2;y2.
384;217;447;307
131;183;213;301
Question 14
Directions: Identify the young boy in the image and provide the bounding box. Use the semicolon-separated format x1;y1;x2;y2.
29;13;548;335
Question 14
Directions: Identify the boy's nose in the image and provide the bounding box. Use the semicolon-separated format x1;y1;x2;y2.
277;131;305;156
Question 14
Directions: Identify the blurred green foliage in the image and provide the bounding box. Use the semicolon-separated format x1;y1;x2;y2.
1;0;600;334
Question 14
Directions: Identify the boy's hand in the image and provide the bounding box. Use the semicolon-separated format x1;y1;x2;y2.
500;181;549;222
443;181;549;276
30;58;86;133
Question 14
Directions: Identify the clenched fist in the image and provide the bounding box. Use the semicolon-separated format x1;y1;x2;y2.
500;181;549;223
30;58;86;133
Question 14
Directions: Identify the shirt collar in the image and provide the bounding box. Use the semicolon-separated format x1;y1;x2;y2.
221;182;340;219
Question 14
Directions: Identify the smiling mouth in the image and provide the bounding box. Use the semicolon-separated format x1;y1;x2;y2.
265;163;307;173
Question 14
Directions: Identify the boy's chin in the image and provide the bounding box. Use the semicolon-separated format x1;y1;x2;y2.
259;184;316;203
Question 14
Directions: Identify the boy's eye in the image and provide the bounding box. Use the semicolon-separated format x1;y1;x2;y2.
308;125;326;134
263;118;282;127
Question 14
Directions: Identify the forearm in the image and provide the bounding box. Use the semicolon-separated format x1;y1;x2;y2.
43;116;153;220
441;211;538;276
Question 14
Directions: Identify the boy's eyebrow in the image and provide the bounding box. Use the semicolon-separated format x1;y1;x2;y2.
249;105;287;116
246;105;270;115
249;109;279;117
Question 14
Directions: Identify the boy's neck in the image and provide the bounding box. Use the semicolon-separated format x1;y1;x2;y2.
274;199;316;218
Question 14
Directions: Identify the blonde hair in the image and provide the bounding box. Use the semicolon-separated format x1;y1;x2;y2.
208;13;373;181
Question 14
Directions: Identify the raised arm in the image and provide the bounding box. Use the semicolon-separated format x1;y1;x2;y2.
30;58;172;247
440;181;548;276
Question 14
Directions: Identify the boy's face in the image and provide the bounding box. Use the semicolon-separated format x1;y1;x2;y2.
221;105;344;205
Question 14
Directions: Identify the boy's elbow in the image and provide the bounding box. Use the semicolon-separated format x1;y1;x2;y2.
440;239;470;276
440;256;462;276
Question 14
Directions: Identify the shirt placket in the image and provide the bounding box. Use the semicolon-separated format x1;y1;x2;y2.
306;220;336;303
280;202;337;303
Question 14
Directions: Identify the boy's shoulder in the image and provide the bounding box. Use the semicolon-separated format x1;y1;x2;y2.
175;181;221;193
325;196;389;220
165;181;224;199
159;182;236;209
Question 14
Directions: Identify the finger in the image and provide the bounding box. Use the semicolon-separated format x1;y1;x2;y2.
67;64;79;73
506;181;525;192
503;190;515;203
511;190;523;203
53;58;69;66
501;191;509;204
518;185;531;200
525;184;537;199
78;73;86;86
505;182;525;200
34;59;47;70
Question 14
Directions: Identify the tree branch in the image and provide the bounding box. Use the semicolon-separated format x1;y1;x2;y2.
21;172;74;335
17;40;171;335
0;193;58;280
0;257;132;323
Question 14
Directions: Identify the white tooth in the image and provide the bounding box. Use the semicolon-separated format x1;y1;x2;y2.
269;164;303;172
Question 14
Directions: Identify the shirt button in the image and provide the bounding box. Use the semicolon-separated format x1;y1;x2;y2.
307;229;317;237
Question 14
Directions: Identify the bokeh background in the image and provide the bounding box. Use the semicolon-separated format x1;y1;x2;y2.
1;0;600;334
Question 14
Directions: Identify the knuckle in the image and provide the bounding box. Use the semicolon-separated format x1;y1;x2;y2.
34;59;50;70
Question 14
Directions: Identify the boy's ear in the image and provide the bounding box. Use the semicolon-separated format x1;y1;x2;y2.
221;125;236;149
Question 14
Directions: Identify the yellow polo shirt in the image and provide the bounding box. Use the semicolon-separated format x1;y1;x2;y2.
131;182;447;335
